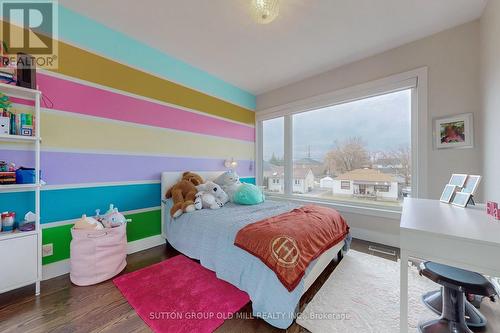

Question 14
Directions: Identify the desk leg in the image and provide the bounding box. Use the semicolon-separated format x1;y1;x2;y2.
400;249;409;333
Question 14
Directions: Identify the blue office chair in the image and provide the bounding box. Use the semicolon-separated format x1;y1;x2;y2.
418;261;497;333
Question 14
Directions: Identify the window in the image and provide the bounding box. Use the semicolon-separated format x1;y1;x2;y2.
292;89;411;207
262;117;284;193
260;87;414;209
374;185;390;192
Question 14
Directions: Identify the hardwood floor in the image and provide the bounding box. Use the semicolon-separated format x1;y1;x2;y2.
0;239;498;333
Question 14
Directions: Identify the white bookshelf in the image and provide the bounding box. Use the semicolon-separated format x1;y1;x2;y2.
0;82;42;295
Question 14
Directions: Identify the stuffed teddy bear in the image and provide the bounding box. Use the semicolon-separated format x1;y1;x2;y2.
194;181;229;210
165;171;204;218
214;170;264;205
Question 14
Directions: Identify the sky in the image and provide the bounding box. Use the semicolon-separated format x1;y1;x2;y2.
262;89;411;161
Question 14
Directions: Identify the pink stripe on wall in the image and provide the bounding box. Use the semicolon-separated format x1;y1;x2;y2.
10;97;34;106
34;73;255;142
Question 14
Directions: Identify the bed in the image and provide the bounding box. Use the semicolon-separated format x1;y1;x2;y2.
160;172;349;329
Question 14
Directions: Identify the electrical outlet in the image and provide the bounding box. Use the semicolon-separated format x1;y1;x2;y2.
42;243;53;257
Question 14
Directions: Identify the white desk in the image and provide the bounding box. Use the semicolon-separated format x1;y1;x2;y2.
400;198;500;333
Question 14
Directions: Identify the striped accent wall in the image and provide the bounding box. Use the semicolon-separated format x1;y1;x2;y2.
0;12;256;268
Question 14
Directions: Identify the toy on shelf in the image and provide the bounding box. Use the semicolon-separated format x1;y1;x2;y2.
18;211;36;231
0;93;36;136
0;93;12;134
0;93;12;111
0;161;15;172
1;212;15;231
0;161;16;184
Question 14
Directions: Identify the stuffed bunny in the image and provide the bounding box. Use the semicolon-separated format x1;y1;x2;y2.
194;181;229;210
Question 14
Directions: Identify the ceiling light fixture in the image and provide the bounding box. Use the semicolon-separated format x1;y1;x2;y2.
250;0;279;24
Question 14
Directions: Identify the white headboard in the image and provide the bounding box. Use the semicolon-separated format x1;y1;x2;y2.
160;171;226;239
160;171;225;199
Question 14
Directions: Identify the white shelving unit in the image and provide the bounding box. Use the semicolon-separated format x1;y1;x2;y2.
0;82;42;295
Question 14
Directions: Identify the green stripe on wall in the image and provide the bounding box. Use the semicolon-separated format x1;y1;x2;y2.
42;224;73;265
126;209;161;242
42;209;161;265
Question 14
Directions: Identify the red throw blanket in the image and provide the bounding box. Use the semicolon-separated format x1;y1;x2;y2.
234;205;349;292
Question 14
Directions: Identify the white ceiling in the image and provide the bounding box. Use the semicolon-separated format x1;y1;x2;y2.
60;0;487;95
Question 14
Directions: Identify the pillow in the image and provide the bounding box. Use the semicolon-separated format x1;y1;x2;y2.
233;183;265;205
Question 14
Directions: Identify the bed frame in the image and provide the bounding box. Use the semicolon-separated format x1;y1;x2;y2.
160;171;344;307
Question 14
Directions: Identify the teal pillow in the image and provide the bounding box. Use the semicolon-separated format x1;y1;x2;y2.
233;183;265;205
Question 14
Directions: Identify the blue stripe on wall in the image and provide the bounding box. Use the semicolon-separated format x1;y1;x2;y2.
0;191;35;224
0;178;256;225
0;183;160;224
57;5;256;110
240;177;256;185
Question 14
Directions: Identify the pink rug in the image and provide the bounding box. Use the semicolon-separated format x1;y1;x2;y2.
113;255;250;333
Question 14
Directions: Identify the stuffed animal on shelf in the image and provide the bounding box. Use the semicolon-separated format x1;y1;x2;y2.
214;170;264;205
194;181;229;210
165;171;204;218
97;204;132;228
74;214;104;230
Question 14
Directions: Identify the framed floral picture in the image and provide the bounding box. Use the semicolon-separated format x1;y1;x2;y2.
434;113;473;149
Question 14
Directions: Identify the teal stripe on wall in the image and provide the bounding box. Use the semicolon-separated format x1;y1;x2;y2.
0;183;160;224
57;5;256;110
0;178;256;225
240;177;256;185
0;191;35;223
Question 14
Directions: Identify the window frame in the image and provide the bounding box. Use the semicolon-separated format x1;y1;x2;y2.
341;181;351;190
256;68;428;219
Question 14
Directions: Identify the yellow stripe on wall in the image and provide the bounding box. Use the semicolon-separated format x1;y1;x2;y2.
49;41;256;125
42;111;254;160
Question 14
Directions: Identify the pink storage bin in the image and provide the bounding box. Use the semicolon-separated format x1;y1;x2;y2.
70;223;127;286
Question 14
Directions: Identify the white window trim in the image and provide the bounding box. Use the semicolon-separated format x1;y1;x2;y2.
256;67;428;219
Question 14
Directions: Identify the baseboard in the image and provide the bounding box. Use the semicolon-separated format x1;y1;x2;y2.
42;259;71;281
349;227;400;248
126;235;164;254
42;234;164;281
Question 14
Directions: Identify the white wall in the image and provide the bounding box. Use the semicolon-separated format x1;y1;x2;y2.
257;21;483;245
332;180;353;195
377;182;399;200
480;0;500;203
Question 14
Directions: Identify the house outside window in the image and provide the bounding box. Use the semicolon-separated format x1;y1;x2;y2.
374;185;390;192
259;70;422;212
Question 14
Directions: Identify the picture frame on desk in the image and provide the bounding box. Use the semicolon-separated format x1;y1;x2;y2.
452;192;472;208
440;184;458;203
448;174;468;188
462;175;481;195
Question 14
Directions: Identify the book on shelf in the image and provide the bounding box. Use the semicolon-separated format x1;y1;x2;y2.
0;111;35;136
